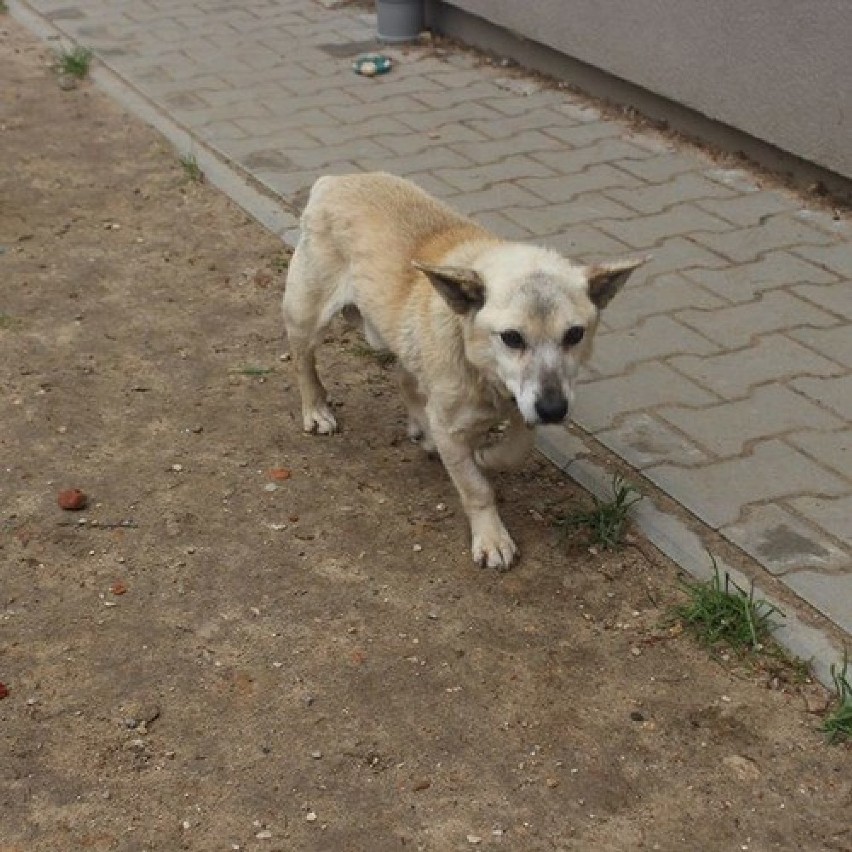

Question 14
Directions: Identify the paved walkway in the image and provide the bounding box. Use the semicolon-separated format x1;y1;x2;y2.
12;0;851;645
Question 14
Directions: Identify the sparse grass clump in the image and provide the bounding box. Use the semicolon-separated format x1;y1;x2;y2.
179;153;203;183
823;651;852;744
674;557;783;652
270;250;291;273
556;473;642;550
56;45;93;78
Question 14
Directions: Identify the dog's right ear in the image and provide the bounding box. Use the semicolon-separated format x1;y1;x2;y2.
413;261;485;314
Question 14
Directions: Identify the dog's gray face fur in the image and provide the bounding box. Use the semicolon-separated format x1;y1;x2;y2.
421;245;642;427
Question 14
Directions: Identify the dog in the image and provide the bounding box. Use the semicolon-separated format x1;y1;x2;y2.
283;173;645;570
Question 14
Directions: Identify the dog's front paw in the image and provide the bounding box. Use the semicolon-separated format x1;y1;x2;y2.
303;404;338;435
471;518;518;571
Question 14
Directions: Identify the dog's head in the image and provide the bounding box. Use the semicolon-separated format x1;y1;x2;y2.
414;245;646;426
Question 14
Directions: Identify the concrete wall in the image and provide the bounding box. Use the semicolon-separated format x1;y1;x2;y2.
425;0;852;181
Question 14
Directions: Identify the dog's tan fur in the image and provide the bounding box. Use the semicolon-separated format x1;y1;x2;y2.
283;173;644;569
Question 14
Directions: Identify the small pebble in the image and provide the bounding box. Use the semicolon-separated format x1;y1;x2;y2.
306;811;318;823
58;488;88;511
412;544;422;552
311;750;322;759
255;830;273;840
57;73;78;91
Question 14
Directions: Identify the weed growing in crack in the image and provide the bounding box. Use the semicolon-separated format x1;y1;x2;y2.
556;473;642;550
823;650;852;744
179;153;203;183
673;555;784;652
56;46;93;78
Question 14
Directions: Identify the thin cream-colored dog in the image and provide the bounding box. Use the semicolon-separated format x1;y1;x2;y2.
283;173;645;570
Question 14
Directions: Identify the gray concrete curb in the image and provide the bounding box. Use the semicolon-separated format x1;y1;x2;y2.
10;0;847;690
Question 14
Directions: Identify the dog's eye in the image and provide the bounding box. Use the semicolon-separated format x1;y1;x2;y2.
563;326;585;347
500;330;526;350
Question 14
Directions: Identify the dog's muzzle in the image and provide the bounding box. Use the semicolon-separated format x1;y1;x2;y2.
535;389;569;424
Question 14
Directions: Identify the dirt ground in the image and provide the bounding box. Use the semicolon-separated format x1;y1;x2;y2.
1;18;850;852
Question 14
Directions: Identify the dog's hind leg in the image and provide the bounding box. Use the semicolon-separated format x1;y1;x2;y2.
399;368;435;454
282;245;338;435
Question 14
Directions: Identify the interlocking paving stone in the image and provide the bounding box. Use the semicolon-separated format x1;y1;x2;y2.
644;439;849;528
787;495;852;548
601;273;727;332
447;131;563;166
590;315;721;377
614;152;700;183
788;326;852;369
435;155;557;192
694;192;801;226
791;375;852;420
693;215;838;263
722;504;851;575
791;282;852;321
596;413;710;469
703;167;761;194
657;385;845;457
787;430;852;480
639;237;729;277
503;194;636;235
669;333;846;399
518;165;641;203
684;252;838;302
606;172;736;214
574;362;719;433
793;243;852;278
675;290;839;349
531;139;655;174
596;205;735;249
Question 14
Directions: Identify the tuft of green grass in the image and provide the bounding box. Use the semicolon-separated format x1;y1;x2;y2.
0;1;8;15
556;473;642;550
56;45;93;79
822;650;852;744
0;312;18;329
270;250;291;273
179;153;203;183
674;556;784;652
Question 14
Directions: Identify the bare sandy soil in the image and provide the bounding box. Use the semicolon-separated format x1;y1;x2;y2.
1;18;849;852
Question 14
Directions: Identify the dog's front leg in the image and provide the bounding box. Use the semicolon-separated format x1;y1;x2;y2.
474;410;534;473
429;417;518;570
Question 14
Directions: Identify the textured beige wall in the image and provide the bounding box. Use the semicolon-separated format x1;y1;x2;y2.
429;0;852;179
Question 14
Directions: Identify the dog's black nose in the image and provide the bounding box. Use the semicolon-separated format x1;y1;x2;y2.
535;391;568;424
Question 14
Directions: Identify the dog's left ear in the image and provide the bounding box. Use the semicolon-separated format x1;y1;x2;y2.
413;261;486;314
586;256;649;309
